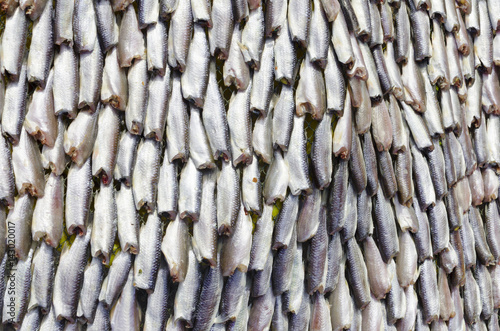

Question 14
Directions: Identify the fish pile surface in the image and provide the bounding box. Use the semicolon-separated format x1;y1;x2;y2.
0;0;499;330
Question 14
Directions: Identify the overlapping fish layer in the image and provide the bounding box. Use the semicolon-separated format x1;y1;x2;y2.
0;0;499;329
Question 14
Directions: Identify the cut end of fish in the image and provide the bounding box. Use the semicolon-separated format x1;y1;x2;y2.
136;199;155;214
128;122;144;136
180;210;199;222
68;224;87;237
218;224;233;236
103;96;126;111
20;183;44;198
94;249;111;266
158;209;177;221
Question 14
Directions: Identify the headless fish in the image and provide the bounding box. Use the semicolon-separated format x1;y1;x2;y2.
157;147;179;220
189;106;215;169
91;182;117;265
65;157;92;236
125;58;148;136
53;43;78;119
241;154;262;214
101;47;128;111
240;6;265;70
78;38;103;111
143;257;170;330
6;194;34;260
146;18;167;76
27;0;53;86
94;0;119;52
227;83;253;166
209;0;234;59
1;6;27;78
92;104;120;185
217;160;240;235
54;0;74;45
144;67;171;142
174;247;201;327
116;185;139;254
73;0;97;53
249;38;275;117
223;26;251;90
63;108;99;167
285;115;312;195
178;158;203;221
161;215;189;282
114;131;139;186
118;4;145;68
109;270;141;331
2;59;28;145
166;73;190;163
132;138;161;213
77;258;104;323
99;250;133;308
295;53;326;120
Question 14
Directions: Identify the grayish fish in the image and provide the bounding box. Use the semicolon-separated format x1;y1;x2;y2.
138;0;159;28
418;259;440;324
373;185;400;262
132;138;161;213
53;43;78;119
386;260;407;324
143;257;170;331
475;0;493;72
324;44;345;115
249;204;273;270
346;238;371;309
223;26;251;90
157;148;179;220
21;307;41;331
6;195;34;261
134;210;162;292
2;59;28;144
114;131;139;186
53;226;91;322
219;269;247;322
77;257;103;323
109;270;141;331
144;67;171;141
118;5;145;68
407;2;431;61
178;158;202;221
285;115;312;195
166;73;189;162
181;25;210;108
209;0;234;59
27;241;54;314
288;0;311;47
332;90;352;159
329;254;353;330
27;0;53;86
253;102;274;164
94;0;119;52
91;182;117;265
272;85;295;151
116;185;139;254
1;6;27;78
217;160;240;235
125;58;148;135
273;193;299;250
191;0;211;26
265;0;287;36
65;157;92;235
240;6;265;69
274;19;296;84
99;249;133;308
284;243;305;313
312;112;333;189
63;108;98;166
394;1;410;63
295;54;326;120
146;18;167;76
92;104;120;184
242;155;262;214
193;170;218;266
174;247;201;327
86;302;110;331
73;0;97;53
227;83;253;166
401;102;433;151
101;47;128;111
162;215;189;282
384;41;405;100
427;199;450;255
327;159;348;234
377;149;398;199
363;235;392;299
464;268;482;324
248;285;274;330
32;173;64;247
356;190;373;241
54;0;74;45
401;46;426;113
189;106;215;169
396;230;419;287
307;0;330;68
250;38;274;116
273;225;297;295
78;39;103;111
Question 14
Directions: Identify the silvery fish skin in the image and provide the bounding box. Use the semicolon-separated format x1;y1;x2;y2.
221;203;253;276
134;210;163;292
394;148;413;207
272;295;289;330
273;224;297;295
27;242;54;314
446;32;463;88
356;190;373;241
469;206;494;265
296;54;326;121
233;0;249;22
114;131;139;186
417;259;440;324
438;266;455;321
348;129;367;194
324;44;345;115
397;285;418;330
63;108;99;167
475;0;493;73
288;0;311;47
77;258;104;323
265;0;287;36
223;26;251;90
481;66;500;115
109;270;141;331
209;0;234;59
65;157;92;236
241;155;262;214
464;268;482;324
341;181;358;242
116;185;139;254
330;10;354;69
249;204;273;270
1;6;27;78
143;257;170;331
191;0;211;26
54;0;74;45
125;58;148;135
273;194;299;250
289;289;311;330
475;262;494;319
92;104;120;185
21;307;41;331
487;114;500;166
383;41;405;100
166;73;189;163
284;243;304;313
307;0;330;68
360;42;383;102
401;102;433;151
240;6;264;69
99;250;133;308
6;195;33;261
178;158;202;221
363;235;392;300
396;230;419;287
146;18;167;76
466;72;482;128
371;101;393;152
327;159;348;234
73;0;97;53
407;1;431;61
138;0;159;28
272;85;295;151
345;238;371;309
372;45;392;96
250;38;274;116
312;112;333;189
401;46;426;113
24;69;57;147
307;206;329;294
118;5;145;68
486;200;500;262
253;99;274;164
144;66;171;141
286;115;312;195
2;244;33;327
227;83;253;166
274;20;296;85
347;34;367;80
427;199;450;255
53;226;91;323
248;284;274;330
167;0;192;72
377;149;398;199
86;302;110;331
12;128;45;198
219;269;247;322
94;0;119;53
411;139;436;210
78;38;103;111
174;247;201;327
189;106;215;169
101;47;128;111
91;182;117;265
132;138;161;213
161;215;189;282
181;24;210;108
426;138;448;200
193;250;223;331
53;43;78;119
386;260;407;324
159;0;178;18
469;168;485;206
332;91;352;159
2;59;28;145
368;1;382;48
394;1;410;63
373;185;400;262
420;67;444;137
32;173;64;247
203;61;231;161
157;148;179;220
217;160;240;235
193;170;218;266
27;0;53;86
329;254;353;330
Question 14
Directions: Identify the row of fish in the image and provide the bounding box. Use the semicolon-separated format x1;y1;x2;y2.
0;0;500;330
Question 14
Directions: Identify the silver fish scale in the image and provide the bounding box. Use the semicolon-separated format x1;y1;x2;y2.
1;2;500;329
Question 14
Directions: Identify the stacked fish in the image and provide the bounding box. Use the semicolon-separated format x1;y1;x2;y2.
0;0;500;329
